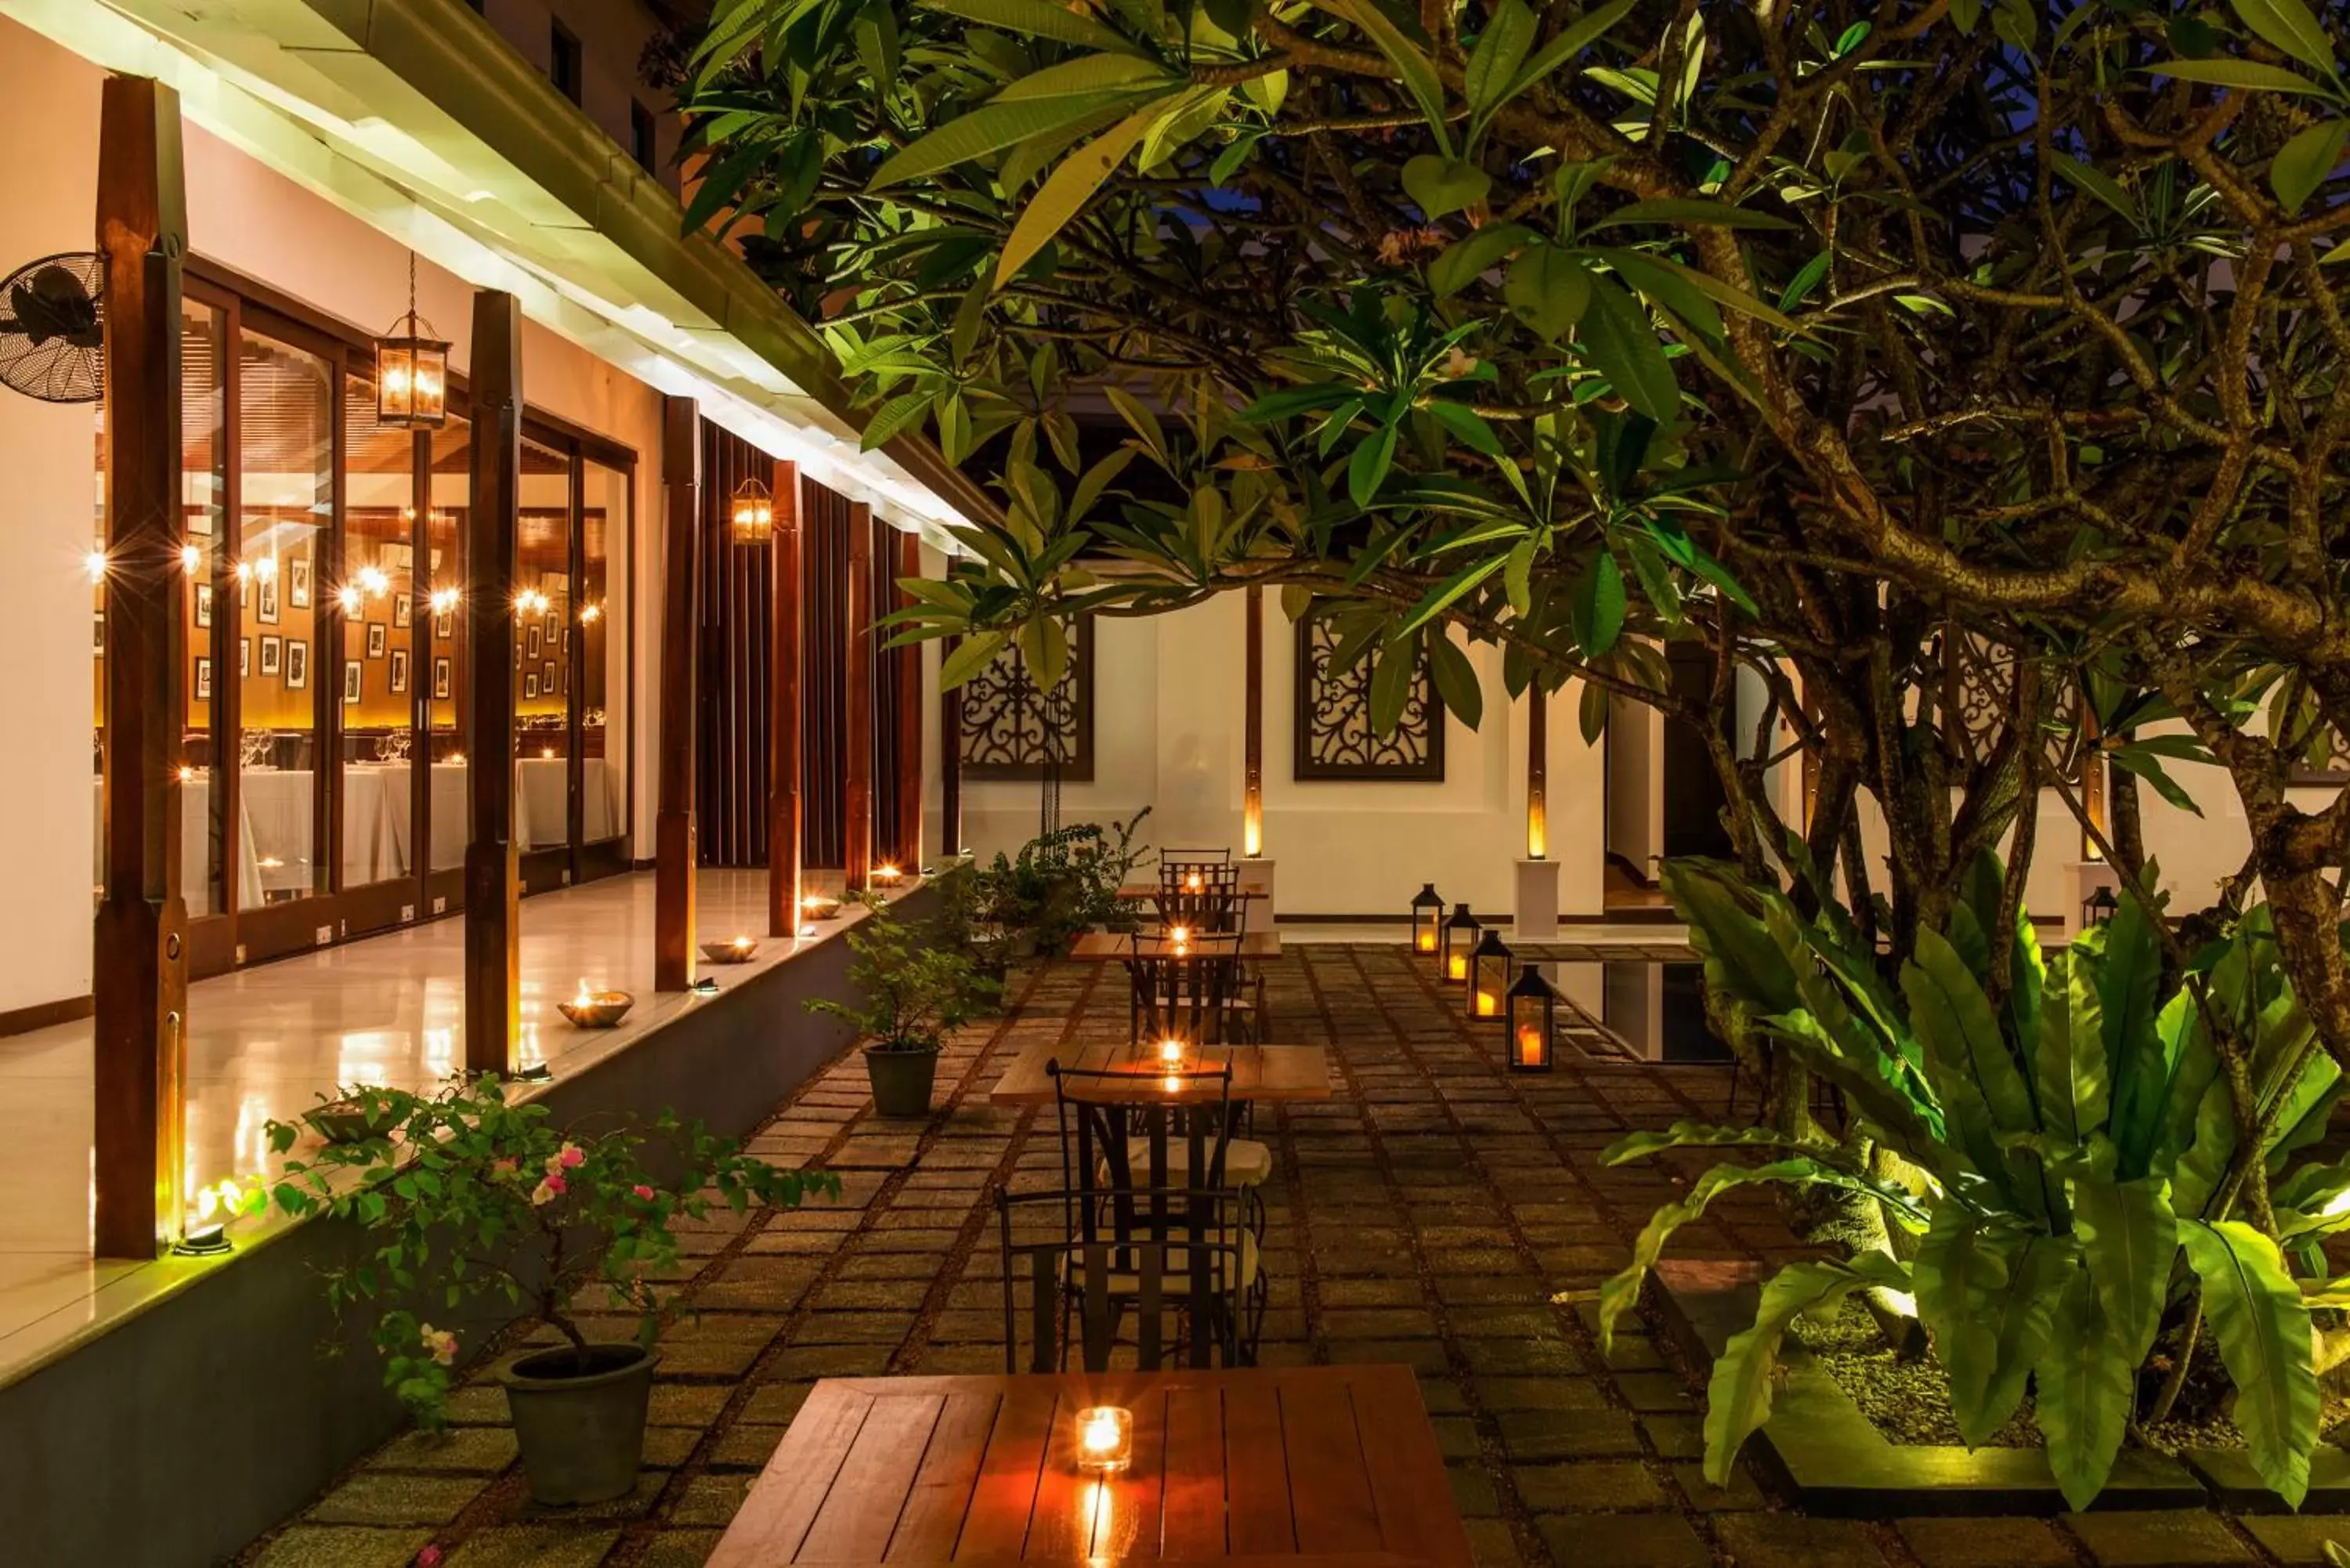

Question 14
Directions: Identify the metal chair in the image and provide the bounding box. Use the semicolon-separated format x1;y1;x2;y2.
996;1187;1253;1371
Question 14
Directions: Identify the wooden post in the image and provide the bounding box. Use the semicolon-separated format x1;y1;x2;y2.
93;74;189;1259
894;529;924;872
463;291;523;1075
655;399;700;988
1242;584;1264;859
844;503;875;892
940;635;963;858
768;461;802;935
1527;682;1549;860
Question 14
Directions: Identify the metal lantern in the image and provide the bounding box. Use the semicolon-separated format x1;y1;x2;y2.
1506;965;1557;1071
374;252;449;429
730;476;776;547
1441;903;1481;984
1411;883;1444;958
2083;885;2120;929
1469;929;1514;1020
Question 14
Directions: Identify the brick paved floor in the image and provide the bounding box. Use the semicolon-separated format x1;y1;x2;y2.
239;945;2344;1568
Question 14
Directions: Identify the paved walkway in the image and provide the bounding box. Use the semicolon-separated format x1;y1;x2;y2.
238;945;2339;1568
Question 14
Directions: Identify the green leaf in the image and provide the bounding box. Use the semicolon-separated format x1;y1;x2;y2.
2182;1219;2319;1508
1504;246;1593;341
2070;1172;2177;1376
1425;399;1505;457
996;55;1174;99
2229;0;2338;73
2036;948;2108;1149
1463;0;1538;117
2101;891;2172;1180
2035;1254;2140;1512
1903;929;2040;1196
1598;1160;1836;1349
2146;58;2329;94
1914;1214;2071;1449
1368;638;1419;735
1429;222;1536;297
1579;276;1679;421
1660;860;1803;1015
1502;0;1635;104
1777;251;1830;312
1571;550;1626;656
1703;1255;1908;1484
1348;423;1399;507
873;92;1159;187
995;99;1172;287
938;630;1009;689
1426;631;1484;728
1323;0;1454;155
916;0;1152;55
1589;197;1796;230
2271;118;2349;212
1402;154;1493;219
2052;153;2142;225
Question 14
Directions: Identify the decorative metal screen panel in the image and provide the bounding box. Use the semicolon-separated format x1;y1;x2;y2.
1293;617;1445;781
957;618;1094;780
1942;633;2073;773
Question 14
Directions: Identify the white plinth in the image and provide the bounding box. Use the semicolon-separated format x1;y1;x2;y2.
2064;860;2120;941
1514;858;1561;940
1238;856;1275;909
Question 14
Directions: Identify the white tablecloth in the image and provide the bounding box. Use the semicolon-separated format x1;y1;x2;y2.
430;762;471;871
342;763;412;887
515;757;620;849
92;775;264;911
240;769;316;898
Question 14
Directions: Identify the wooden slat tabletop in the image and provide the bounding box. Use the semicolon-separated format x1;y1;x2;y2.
988;1041;1332;1107
1115;884;1271;902
707;1365;1471;1568
1065;932;1282;962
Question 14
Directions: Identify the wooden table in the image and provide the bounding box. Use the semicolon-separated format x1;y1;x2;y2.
707;1365;1473;1568
1118;883;1270;903
992;1041;1331;1107
1067;932;1282;961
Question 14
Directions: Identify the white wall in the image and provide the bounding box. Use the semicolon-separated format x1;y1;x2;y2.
959;595;1606;919
0;14;666;1013
0;31;103;1013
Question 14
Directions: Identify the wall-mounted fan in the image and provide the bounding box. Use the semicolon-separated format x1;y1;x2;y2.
0;253;105;404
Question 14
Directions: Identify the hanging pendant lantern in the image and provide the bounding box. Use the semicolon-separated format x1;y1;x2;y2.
730;475;776;547
374;252;449;429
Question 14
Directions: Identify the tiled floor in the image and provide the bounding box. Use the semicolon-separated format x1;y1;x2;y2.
235;943;2326;1568
0;868;872;1384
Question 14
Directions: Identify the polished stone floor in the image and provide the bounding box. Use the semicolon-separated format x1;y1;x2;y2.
0;869;863;1383
226;941;2326;1568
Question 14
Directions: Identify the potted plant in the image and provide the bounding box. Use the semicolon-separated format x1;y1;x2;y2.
807;895;996;1117
261;1075;832;1505
968;811;1153;960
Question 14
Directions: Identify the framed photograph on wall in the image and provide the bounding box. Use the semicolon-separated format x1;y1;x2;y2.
92;611;103;656
542;661;557;692
367;623;387;659
239;638;250;677
389;649;409;694
257;572;280;626
393;594;412;630
343;661;362;705
526;623;543;658
433;609;452;640
543;613;559;645
524;673;540;700
285;639;308;690
433;656;450;700
194;582;212;629
287;556;312;610
193;656;212;702
260;635;282;676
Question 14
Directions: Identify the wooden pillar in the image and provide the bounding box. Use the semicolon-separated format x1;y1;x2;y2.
655;399;700;988
1242;584;1264;858
844;503;874;891
768;462;802;934
940;635;963;858
894;530;924;872
1527;683;1549;860
463;291;522;1075
93;74;189;1259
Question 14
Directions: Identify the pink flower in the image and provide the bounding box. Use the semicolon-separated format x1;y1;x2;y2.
530;1176;565;1206
632;1184;655;1201
415;1323;460;1367
557;1143;585;1170
416;1548;443;1568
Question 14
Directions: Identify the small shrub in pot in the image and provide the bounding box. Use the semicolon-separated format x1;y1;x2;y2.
807;894;996;1117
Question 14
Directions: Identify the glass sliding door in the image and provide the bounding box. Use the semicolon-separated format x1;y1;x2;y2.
515;432;573;868
182;298;230;917
579;457;630;864
424;414;471;893
341;374;419;901
235;323;333;909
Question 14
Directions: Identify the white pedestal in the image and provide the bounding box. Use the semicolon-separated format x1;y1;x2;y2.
1238;857;1275;910
1514;858;1561;941
2063;860;2120;941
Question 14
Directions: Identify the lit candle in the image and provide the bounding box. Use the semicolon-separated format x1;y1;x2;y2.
1185;872;1201;891
1516;1023;1543;1067
732;934;754;953
1076;1406;1132;1473
1158;1039;1185;1067
1416;930;1437;952
1448;955;1467;981
573;978;594;1008
1476;991;1497;1017
873;863;902;884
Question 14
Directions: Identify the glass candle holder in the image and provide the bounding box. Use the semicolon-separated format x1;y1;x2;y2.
1076;1406;1133;1473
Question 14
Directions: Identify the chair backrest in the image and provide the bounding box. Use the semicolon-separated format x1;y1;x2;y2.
996;1187;1247;1372
1157;858;1244;934
1049;1059;1237;1211
1126;944;1246;1043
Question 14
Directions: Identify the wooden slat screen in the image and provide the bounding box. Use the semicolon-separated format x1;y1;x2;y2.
799;475;852;869
871;511;913;869
693;422;769;866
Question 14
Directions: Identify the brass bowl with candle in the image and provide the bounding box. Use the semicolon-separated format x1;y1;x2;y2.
700;938;761;964
557;989;634;1028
